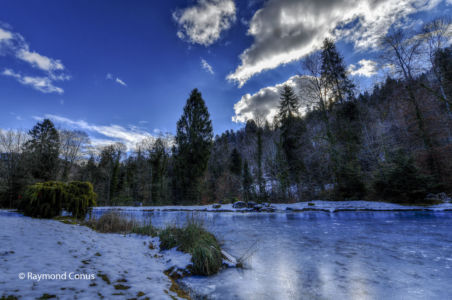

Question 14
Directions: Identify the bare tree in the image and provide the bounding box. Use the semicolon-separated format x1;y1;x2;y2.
421;17;452;106
380;27;436;173
59;130;91;181
0;129;29;207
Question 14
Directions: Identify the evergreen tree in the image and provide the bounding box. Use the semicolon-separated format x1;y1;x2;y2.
277;85;305;187
229;148;242;176
321;38;355;104
25;119;60;182
150;138;168;204
174;89;213;203
278;85;299;121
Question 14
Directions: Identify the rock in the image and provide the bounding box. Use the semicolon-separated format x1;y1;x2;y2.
424;192;451;203
247;201;257;208
262;202;271;207
285;207;293;211
232;201;247;209
254;204;263;211
212;204;221;209
437;192;452;203
261;206;276;212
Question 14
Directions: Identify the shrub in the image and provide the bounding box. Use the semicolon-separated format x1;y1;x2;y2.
20;181;96;218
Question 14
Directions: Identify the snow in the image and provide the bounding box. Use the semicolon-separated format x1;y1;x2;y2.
93;200;452;213
0;210;191;299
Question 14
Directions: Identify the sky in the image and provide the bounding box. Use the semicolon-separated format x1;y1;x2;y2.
1;0;451;149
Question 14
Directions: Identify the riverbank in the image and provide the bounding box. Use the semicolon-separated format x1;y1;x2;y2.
93;200;452;213
0;210;193;299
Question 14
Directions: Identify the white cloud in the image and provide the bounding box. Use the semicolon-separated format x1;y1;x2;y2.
173;0;236;46
115;77;127;86
106;73;127;86
0;24;69;93
201;58;214;74
348;59;378;77
2;68;63;94
233;75;312;123
227;0;444;87
0;28;12;41
16;49;64;72
42;114;156;150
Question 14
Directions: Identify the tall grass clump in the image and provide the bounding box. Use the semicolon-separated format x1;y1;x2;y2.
85;212;137;233
159;216;222;275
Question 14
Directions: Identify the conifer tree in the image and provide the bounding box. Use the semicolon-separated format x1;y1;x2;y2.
174;89;213;203
277;85;305;187
229;148;242;176
150;138;168;204
26;119;60;182
321;38;355;104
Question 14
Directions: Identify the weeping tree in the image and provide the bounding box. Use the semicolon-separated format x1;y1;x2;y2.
174;89;213;204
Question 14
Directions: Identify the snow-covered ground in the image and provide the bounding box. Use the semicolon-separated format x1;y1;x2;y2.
0;210;191;299
93;200;452;213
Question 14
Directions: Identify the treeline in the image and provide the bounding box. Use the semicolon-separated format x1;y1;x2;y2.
1;19;451;207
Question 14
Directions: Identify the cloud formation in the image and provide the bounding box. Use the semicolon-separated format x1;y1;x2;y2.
233;75;312;123
106;73;127;86
173;0;236;46
0;24;69;93
227;0;444;87
201;58;214;74
348;59;378;77
42;114;154;150
2;68;63;94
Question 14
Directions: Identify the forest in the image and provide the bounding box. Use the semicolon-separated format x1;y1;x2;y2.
1;20;451;207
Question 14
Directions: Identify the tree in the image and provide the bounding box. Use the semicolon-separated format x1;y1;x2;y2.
0;129;29;207
150;138;169;204
277;85;305;188
174;89;213;203
380;28;437;175
229;148;242;176
59;130;90;181
25;119;60;182
242;160;253;203
321;38;355;104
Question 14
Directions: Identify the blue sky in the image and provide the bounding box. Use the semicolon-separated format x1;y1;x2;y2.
1;0;450;149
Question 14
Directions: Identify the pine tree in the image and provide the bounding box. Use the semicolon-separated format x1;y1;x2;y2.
26;119;60;182
174;89;213;203
277;85;305;187
150;138;168;204
278;85;299;122
229;148;242;176
321;38;355;104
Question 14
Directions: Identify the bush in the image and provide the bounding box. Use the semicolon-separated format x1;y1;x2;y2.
20;181;97;218
372;150;439;203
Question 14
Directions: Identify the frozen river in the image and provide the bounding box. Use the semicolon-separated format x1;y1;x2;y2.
93;210;452;299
